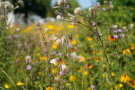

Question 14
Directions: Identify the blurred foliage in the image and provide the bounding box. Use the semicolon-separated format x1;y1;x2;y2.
98;0;135;23
12;0;79;18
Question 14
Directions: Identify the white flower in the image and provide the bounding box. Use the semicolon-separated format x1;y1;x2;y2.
25;56;31;60
57;0;63;5
109;5;114;9
70;52;78;59
56;39;61;45
130;24;134;29
50;58;58;65
61;64;67;71
111;25;118;29
74;7;81;14
56;15;62;20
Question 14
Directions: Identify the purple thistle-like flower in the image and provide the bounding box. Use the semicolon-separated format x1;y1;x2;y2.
25;60;30;63
102;8;106;11
113;35;118;39
117;29;123;33
26;65;32;70
59;71;65;75
92;22;96;26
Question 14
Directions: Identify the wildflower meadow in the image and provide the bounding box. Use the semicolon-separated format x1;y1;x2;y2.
0;0;135;90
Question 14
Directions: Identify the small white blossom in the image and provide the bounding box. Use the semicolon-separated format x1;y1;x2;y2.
74;7;81;14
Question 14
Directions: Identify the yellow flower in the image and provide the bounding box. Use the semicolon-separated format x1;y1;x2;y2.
71;40;77;46
56;27;62;31
86;37;93;41
102;74;106;77
77;68;83;72
65;83;70;86
87;87;91;90
115;83;123;88
47;25;54;29
78;56;86;62
52;42;58;49
40;56;47;61
4;84;9;88
128;79;135;88
87;64;94;69
131;44;135;50
67;25;75;28
46;86;53;90
122;49;131;54
111;72;115;77
51;68;58;74
119;75;131;83
22;25;35;33
83;70;88;76
16;82;23;86
69;75;75;82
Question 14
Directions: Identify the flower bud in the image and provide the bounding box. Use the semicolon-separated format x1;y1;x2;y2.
74;7;81;14
56;15;63;20
57;0;63;5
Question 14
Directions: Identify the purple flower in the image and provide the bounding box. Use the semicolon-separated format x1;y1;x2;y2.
59;71;65;75
51;51;56;55
25;60;30;63
26;65;32;70
102;8;106;11
90;84;96;90
92;22;96;26
114;30;118;33
113;35;118;39
117;29;123;33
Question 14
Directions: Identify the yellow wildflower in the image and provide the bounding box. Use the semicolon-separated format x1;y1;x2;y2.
69;75;75;82
52;42;58;49
40;56;47;61
131;44;135;50
46;86;53;90
67;25;75;28
128;79;135;88
122;49;131;54
71;40;77;46
111;72;115;77
86;37;93;41
119;75;131;83
16;82;23;86
83;70;89;76
51;68;58;74
87;87;91;90
4;84;9;88
47;25;54;29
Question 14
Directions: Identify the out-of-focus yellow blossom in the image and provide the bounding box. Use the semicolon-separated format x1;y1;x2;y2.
90;43;96;48
87;87;91;90
115;83;123;88
128;79;135;88
16;82;23;86
69;75;75;82
50;30;57;34
35;52;40;56
77;68;83;72
111;72;115;77
65;83;70;87
87;64;94;69
119;75;131;83
94;57;102;61
38;72;42;75
56;27;62;31
102;74;106;77
40;56;47;61
46;86;53;90
4;84;9;88
78;56;86;62
83;70;88;75
23;25;35;33
71;40;77;46
122;49;131;54
86;37;93;41
47;25;54;29
52;42;58;49
131;44;135;50
67;25;75;28
51;68;58;74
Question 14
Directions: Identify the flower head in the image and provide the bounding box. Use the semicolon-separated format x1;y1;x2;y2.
74;7;81;14
16;82;23;86
119;75;131;83
26;65;32;71
4;84;9;88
